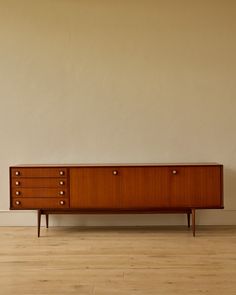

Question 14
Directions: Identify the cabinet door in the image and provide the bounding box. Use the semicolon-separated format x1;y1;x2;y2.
119;167;170;208
169;166;222;208
70;168;121;209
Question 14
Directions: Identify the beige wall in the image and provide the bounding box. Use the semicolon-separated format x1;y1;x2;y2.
0;0;236;225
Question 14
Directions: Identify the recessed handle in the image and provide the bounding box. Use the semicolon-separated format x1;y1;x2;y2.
15;181;20;186
15;200;21;205
15;191;21;196
172;170;177;175
59;200;65;205
113;170;118;175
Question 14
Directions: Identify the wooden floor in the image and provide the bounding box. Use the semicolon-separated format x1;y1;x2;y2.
0;226;236;295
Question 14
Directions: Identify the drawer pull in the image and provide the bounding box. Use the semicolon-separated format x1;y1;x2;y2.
15;181;20;186
15;191;21;196
172;170;177;175
15;171;20;176
59;200;65;205
113;170;118;175
59;171;64;176
15;200;21;205
59;191;65;195
59;181;64;185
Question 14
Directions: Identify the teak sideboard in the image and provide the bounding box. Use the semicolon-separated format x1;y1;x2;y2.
9;163;223;237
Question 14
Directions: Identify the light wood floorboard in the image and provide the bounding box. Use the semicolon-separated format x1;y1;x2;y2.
0;226;236;295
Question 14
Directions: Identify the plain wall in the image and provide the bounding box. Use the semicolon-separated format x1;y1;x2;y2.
0;0;236;226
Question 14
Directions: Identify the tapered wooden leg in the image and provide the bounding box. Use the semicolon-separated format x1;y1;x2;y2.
37;210;41;238
187;212;191;228
192;208;196;237
46;213;49;228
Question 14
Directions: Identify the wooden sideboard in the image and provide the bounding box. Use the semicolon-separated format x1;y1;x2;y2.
10;163;224;237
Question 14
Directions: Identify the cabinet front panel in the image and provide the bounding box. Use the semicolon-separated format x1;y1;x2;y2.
11;178;67;188
169;166;222;207
119;167;170;208
10;164;223;211
11;188;68;198
70;168;121;208
11;168;68;178
11;198;69;209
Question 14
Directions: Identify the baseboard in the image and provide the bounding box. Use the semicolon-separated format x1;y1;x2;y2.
0;209;236;226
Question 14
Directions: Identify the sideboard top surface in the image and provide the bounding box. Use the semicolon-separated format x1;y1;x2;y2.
10;163;223;168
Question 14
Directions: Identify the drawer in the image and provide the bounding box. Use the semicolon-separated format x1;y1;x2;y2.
11;178;67;188
11;198;69;209
11;188;68;198
11;168;68;178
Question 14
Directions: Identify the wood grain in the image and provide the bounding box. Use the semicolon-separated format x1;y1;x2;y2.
11;198;69;209
0;226;236;295
169;166;222;207
11;178;67;188
69;165;223;209
119;167;170;208
70;167;121;208
11;188;68;198
11;167;68;178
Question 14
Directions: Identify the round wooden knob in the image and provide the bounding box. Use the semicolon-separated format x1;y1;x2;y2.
15;200;21;205
15;191;20;196
15;171;20;176
113;170;118;175
172;170;177;174
59;191;64;195
59;171;64;176
15;181;20;186
59;181;64;185
59;200;65;205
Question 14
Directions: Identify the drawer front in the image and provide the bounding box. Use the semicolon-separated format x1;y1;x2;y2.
11;198;69;209
12;188;68;198
11;168;67;178
11;178;67;188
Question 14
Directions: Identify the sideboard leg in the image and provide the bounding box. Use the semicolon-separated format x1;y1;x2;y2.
187;212;191;228
37;210;41;238
46;213;49;228
192;209;196;237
